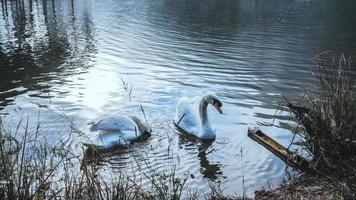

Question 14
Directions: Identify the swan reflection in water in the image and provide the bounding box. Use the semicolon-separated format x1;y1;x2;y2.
80;137;151;171
80;146;130;170
178;133;224;181
81;136;224;182
81;128;224;182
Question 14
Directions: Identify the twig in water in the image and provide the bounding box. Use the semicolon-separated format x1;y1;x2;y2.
240;147;246;197
176;113;185;126
140;105;148;127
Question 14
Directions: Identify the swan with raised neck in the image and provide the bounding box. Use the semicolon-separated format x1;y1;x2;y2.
175;92;223;140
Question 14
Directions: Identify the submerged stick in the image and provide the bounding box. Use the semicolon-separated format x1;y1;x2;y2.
176;113;185;126
248;128;311;172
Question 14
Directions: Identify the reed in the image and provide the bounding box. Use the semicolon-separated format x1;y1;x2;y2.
285;51;356;198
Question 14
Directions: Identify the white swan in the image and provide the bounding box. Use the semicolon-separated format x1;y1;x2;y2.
83;115;151;150
174;92;223;140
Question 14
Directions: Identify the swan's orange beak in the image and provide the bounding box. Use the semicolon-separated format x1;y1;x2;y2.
213;102;223;114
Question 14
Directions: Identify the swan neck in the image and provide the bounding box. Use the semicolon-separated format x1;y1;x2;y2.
199;98;209;126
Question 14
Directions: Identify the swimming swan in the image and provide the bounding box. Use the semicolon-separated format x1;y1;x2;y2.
174;93;223;140
83;115;151;150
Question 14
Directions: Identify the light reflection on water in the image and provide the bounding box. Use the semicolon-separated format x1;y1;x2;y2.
1;0;356;196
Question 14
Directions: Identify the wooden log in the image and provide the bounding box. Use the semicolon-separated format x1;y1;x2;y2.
248;128;310;172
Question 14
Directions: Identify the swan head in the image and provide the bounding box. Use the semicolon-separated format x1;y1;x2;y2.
203;93;223;114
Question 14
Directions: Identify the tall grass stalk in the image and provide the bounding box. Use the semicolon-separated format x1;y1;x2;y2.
286;51;356;197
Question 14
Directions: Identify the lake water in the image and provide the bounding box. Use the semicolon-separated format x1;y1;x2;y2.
1;0;356;197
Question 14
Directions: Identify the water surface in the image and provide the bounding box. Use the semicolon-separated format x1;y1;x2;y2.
1;0;356;196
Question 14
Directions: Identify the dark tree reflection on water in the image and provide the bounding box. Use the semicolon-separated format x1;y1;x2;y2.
0;0;96;108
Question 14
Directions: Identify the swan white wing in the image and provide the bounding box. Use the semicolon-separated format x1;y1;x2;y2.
90;115;138;133
120;129;142;141
175;97;200;134
85;115;145;149
191;96;201;107
83;131;128;149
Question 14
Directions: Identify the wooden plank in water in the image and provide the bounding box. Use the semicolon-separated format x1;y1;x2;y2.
248;128;310;172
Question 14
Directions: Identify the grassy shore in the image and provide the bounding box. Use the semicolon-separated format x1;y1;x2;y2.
282;51;356;199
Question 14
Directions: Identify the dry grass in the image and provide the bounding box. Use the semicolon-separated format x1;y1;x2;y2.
285;51;356;198
0;117;188;199
0;115;245;199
